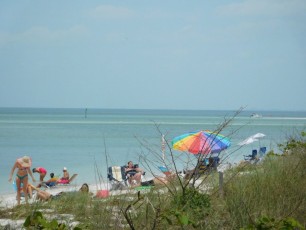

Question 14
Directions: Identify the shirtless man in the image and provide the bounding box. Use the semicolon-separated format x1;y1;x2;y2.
125;161;144;185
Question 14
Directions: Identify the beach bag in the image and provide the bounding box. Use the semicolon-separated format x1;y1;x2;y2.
96;190;109;198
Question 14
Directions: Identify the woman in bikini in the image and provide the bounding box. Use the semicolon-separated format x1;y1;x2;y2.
8;156;36;205
57;167;70;184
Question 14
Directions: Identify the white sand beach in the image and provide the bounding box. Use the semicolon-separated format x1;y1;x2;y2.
0;182;113;209
0;162;241;229
0;182;133;229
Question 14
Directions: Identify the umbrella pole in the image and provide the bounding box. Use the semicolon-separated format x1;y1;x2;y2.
161;134;166;161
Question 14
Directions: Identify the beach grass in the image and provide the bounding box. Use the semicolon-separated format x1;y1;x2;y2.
222;160;304;227
1;134;305;229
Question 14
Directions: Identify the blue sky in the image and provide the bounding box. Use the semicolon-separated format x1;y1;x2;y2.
0;0;305;110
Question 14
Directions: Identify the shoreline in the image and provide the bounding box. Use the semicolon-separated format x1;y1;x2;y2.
0;174;159;209
1;161;235;208
0;164;233;209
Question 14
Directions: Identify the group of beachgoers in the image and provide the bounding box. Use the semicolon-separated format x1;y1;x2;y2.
7;156;219;206
8;156;72;205
6;157;158;205
124;158;218;187
125;161;176;187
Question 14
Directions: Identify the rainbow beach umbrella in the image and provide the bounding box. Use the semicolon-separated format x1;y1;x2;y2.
172;130;231;154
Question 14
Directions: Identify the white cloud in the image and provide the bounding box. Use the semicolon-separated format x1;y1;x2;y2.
0;25;88;45
89;5;134;20
216;0;306;17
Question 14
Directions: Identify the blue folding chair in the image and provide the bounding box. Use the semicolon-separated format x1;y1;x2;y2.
259;147;267;157
244;149;258;161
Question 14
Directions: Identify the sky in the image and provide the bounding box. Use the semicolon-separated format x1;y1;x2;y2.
0;0;305;111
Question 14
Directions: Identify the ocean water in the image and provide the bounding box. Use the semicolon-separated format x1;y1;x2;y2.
1;108;305;194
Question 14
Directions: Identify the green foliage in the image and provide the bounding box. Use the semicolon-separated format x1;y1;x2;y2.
161;209;197;228
278;131;306;153
241;215;305;230
265;151;281;157
223;132;306;229
173;187;210;211
23;211;81;230
159;188;211;227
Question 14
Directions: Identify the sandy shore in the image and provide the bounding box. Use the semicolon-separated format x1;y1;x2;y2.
0;162;234;209
0;182;112;209
0;164;233;229
0;181;141;229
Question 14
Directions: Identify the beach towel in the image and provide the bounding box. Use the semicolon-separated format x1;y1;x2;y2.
134;186;153;191
57;178;69;184
112;166;123;181
108;166;128;191
158;166;172;176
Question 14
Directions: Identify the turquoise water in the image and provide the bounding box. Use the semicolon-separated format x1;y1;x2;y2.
1;108;305;194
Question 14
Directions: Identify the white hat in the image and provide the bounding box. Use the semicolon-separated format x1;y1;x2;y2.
63;167;67;171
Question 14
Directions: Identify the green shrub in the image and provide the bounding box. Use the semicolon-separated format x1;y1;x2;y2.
242;215;305;230
23;211;81;230
222;133;306;228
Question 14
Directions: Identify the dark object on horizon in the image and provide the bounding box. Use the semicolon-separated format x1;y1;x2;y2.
250;113;262;118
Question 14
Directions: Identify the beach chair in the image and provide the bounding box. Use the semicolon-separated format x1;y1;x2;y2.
184;160;212;180
259;147;267;157
57;174;78;185
244;149;258;161
107;166;128;191
68;174;78;183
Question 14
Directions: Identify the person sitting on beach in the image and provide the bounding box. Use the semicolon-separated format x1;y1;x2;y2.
130;174;177;189
37;173;58;188
125;161;144;185
57;167;70;184
32;167;47;181
8;156;36;205
210;152;220;170
184;158;213;180
16;182;34;199
29;183;89;202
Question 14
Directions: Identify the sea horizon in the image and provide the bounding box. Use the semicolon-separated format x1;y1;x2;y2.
1;107;306;118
